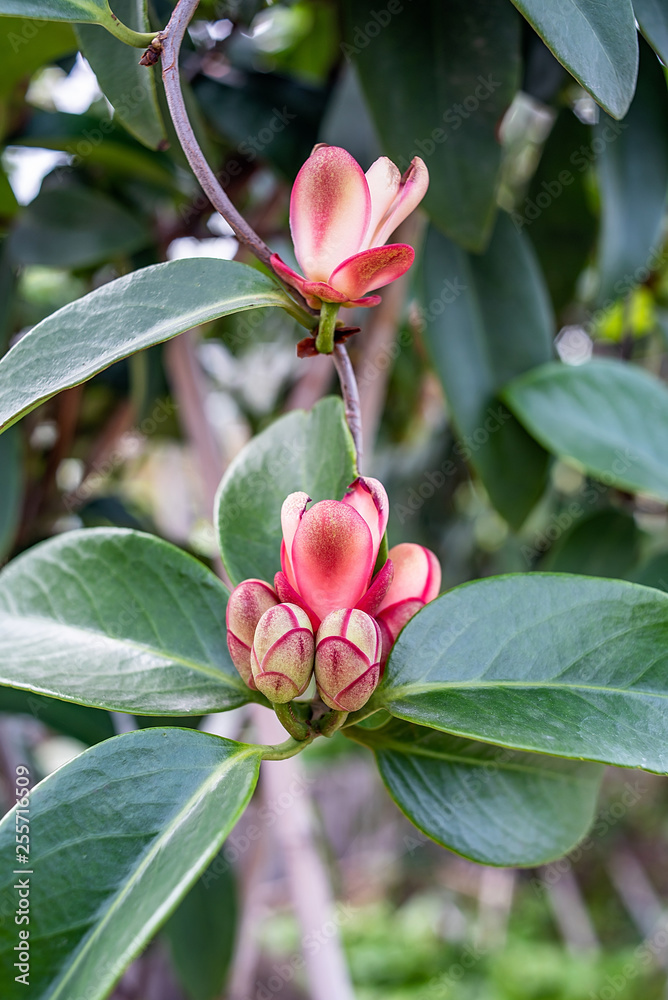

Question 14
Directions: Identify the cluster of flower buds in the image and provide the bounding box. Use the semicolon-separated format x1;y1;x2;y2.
226;477;441;713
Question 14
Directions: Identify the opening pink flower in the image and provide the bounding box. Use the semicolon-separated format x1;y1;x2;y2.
271;145;429;309
275;476;391;626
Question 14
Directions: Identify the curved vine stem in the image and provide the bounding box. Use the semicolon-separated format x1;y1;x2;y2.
157;0;364;470
157;0;316;321
333;343;364;470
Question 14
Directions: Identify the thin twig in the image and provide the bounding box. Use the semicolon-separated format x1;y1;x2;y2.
333;343;364;471
157;0;365;464
158;0;316;319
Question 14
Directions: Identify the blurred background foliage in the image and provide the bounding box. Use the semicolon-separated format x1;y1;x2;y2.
2;0;668;997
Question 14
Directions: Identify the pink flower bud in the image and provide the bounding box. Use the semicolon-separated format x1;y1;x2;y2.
375;543;441;663
315;608;382;712
251;603;315;704
280;477;389;625
226;579;278;687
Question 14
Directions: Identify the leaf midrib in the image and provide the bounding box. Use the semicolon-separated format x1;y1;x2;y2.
383;679;668;699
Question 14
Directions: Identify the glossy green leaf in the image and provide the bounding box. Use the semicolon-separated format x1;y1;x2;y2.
0;728;261;1000
521;108;597;312
594;38;668;306
376;573;668;773
0;426;21;561
540;508;642;578
0;17;76;98
503;359;668;500
0;1;107;20
0;528;254;714
351;719;603;867
217;396;357;586
164;852;237;1000
343;0;521;250
0;258;295;433
76;0;167;150
509;0;638;119
634;0;668;64
419;214;553;528
0;686;114;744
9;187;150;268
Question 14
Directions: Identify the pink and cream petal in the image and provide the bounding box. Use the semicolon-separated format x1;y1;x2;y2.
271;259;352;307
342;477;389;563
270;253;310;295
375;543;442;613
280;492;310;587
281;492;310;554
329;244;415;300
343;294;382;308
226;633;256;688
290;145;371;282
301;280;350;304
368;157;429;248
363;157;402;250
356;558;394;616
314;634;374;710
274;571;321;630
376;598;425;644
291;500;374;620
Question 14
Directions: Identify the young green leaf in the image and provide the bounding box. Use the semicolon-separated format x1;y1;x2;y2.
0;258;297;434
503;359;668;501
350;719;603;867
377;574;668;773
509;0;639;119
419;213;553;528
216;396;357;586
0;728;261;1000
0;528;255;715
